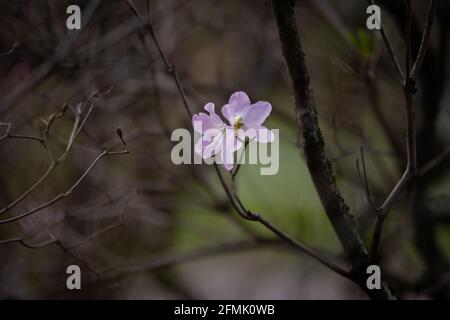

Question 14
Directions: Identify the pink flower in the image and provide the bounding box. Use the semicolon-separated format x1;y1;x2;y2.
193;91;274;171
222;91;274;143
193;103;243;171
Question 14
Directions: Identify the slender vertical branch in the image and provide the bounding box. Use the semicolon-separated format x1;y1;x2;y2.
367;0;405;81
370;0;434;262
123;0;193;118
272;0;396;299
272;0;367;270
411;0;438;80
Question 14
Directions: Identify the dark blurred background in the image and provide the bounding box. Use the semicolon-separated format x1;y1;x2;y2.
0;0;449;299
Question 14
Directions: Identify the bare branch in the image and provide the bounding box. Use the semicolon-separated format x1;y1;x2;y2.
0;90;107;216
0;190;136;252
123;0;193;118
356;146;379;215
272;0;396;299
0;41;19;56
367;0;405;81
411;0;438;80
0;141;129;225
215;163;351;280
370;0;438;264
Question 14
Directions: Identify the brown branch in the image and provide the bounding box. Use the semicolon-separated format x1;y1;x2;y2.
0;190;137;285
0;0;103;119
123;0;193;118
272;0;396;299
0;92;105;216
370;0;436;263
368;0;405;81
0;136;129;225
411;0;438;80
215;161;351;279
120;238;284;273
272;0;367;271
419;145;450;176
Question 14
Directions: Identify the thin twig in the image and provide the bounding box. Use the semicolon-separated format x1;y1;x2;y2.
370;0;432;263
0;190;137;285
0;41;18;56
367;0;405;81
123;0;192;118
217;163;351;279
411;0;438;80
0;137;129;225
356;146;380;215
419;145;450;176
0;91;103;215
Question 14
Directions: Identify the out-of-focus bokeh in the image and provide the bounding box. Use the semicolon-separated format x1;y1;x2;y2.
0;0;449;299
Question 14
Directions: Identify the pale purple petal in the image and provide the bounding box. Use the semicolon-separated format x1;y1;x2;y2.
243;101;272;125
221;104;232;122
203;133;223;158
228;128;244;152
229;91;251;106
192;113;216;133
218;128;244;170
222;92;252;124
195;131;223;159
222;103;250;125
194;137;207;156
250;125;274;143
204;103;225;126
192;103;225;133
219;138;234;171
204;102;215;114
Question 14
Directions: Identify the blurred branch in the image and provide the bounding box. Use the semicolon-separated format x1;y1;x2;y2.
0;0;103;119
0;41;19;56
0;190;136;284
356;146;380;216
0;129;129;225
123;0;192;118
419;145;450;176
368;0;405;81
410;0;438;80
121;238;284;273
0;91;102;216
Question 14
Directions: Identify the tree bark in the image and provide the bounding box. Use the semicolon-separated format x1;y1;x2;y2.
272;0;395;300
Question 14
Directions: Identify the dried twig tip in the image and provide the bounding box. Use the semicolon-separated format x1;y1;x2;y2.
116;128;126;147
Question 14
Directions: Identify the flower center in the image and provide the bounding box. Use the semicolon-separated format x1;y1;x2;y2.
234;117;243;130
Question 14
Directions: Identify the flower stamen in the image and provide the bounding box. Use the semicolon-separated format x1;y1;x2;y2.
234;117;243;130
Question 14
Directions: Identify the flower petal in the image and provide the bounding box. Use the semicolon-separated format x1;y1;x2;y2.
222;103;251;125
229;91;251;106
243;101;272;125
194;137;207;156
192;113;216;133
222;92;252;125
192;103;225;133
244;125;274;143
195;131;224;159
218;128;243;170
204;102;215;114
